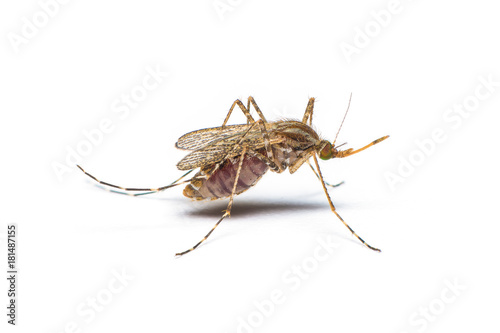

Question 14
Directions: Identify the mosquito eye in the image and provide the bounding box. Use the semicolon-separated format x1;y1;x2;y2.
319;143;333;160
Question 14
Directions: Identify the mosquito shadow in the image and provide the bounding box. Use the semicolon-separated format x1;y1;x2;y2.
184;200;326;219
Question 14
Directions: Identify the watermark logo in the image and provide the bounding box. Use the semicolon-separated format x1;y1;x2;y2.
213;0;245;21
385;74;498;191
53;267;134;333
399;278;466;333
51;64;168;182
7;0;71;54
339;0;407;63
235;235;340;332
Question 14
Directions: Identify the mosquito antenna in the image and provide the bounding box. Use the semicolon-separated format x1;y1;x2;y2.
333;93;352;144
334;142;347;150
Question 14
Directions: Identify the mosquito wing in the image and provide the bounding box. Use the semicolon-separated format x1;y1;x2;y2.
176;144;230;170
175;124;251;150
176;134;248;170
176;126;278;170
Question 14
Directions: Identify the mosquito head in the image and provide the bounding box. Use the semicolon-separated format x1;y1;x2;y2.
318;135;389;160
318;140;356;160
317;140;339;160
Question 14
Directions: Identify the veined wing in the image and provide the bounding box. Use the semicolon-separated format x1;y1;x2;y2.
176;144;230;170
175;124;251;150
176;127;283;170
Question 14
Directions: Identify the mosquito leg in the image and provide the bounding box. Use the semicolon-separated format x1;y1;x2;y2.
205;120;263;183
306;160;344;188
216;120;257;161
222;99;256;127
230;97;282;173
218;118;281;174
246;148;282;173
246;98;251;125
287;147;316;174
246;96;268;123
77;165;194;196
222;96;271;128
301;97;315;125
220;97;275;170
124;170;197;196
176;147;248;256
254;119;282;172
228;119;284;174
312;155;381;252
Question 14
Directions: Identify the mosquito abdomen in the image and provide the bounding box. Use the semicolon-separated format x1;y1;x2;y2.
183;154;269;200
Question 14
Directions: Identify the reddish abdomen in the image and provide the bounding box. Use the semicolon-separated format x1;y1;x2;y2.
183;155;269;200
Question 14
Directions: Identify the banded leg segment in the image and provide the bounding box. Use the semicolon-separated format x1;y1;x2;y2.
175;115;279;255
247;96;268;124
221;96;268;128
245;145;285;174
77;165;194;196
255;119;281;172
306;160;344;188
175;147;248;256
220;97;280;171
301;97;315;125
221;119;282;173
312;155;380;252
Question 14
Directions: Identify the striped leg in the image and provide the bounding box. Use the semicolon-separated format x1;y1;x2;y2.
221;97;280;172
175;147;248;256
254;119;281;172
218;119;280;173
222;99;255;126
306;160;344;188
246;147;284;174
301;97;315;125
246;96;268;123
77;165;194;196
312;154;381;252
221;96;269;127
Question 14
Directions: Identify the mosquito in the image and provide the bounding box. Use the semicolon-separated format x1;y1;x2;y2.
77;95;389;256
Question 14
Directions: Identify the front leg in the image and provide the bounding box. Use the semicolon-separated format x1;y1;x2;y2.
288;148;317;174
247;148;283;173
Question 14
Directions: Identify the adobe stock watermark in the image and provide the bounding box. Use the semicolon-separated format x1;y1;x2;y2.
340;0;411;64
235;235;340;333
51;267;134;333
385;74;498;191
269;104;291;119
213;0;244;21
51;64;168;182
397;278;466;333
7;0;71;54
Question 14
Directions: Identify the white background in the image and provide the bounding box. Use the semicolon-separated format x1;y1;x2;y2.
1;0;499;332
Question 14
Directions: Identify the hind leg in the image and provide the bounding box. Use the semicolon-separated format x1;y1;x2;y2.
175;147;248;256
